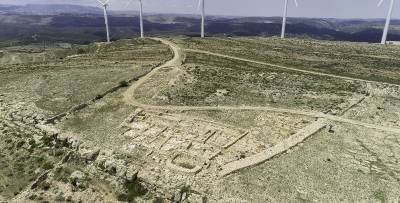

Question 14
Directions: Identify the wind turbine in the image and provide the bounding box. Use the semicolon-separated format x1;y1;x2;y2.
378;0;396;44
197;0;205;37
138;0;144;38
281;0;298;39
126;0;145;38
97;0;111;43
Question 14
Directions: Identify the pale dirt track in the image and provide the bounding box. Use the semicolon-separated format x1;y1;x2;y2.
123;38;400;134
123;37;184;105
185;48;400;88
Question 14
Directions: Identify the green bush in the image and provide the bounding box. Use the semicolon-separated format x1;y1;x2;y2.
116;180;148;202
77;48;85;54
119;80;129;87
42;161;54;170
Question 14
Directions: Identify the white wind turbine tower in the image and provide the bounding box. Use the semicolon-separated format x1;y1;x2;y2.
139;0;144;38
126;0;144;38
197;0;205;37
378;0;396;44
281;0;298;39
97;0;111;43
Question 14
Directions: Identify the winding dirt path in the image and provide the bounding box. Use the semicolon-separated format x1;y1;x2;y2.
123;38;400;135
185;49;400;88
123;38;184;105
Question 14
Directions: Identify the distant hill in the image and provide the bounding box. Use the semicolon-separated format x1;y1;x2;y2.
0;4;102;15
0;4;400;46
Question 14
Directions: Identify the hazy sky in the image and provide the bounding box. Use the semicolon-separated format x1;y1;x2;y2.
1;0;399;19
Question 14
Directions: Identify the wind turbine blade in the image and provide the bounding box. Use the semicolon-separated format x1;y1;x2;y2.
96;0;104;5
197;0;202;11
104;0;110;4
294;0;299;7
381;0;394;44
377;0;384;7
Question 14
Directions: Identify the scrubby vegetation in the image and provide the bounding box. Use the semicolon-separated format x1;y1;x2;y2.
135;51;364;113
0;38;172;115
1;36;400;202
173;37;400;84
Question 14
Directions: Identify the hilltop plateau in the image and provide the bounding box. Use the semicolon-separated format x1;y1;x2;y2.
1;36;400;202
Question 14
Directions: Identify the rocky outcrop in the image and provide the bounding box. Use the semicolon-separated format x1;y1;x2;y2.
69;170;87;190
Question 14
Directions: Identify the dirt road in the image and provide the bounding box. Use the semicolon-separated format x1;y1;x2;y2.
123;38;400;135
123;38;184;105
185;48;400;88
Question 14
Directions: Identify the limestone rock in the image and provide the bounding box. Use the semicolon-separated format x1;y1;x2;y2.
126;166;139;181
69;170;87;190
79;148;100;163
36;124;60;136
